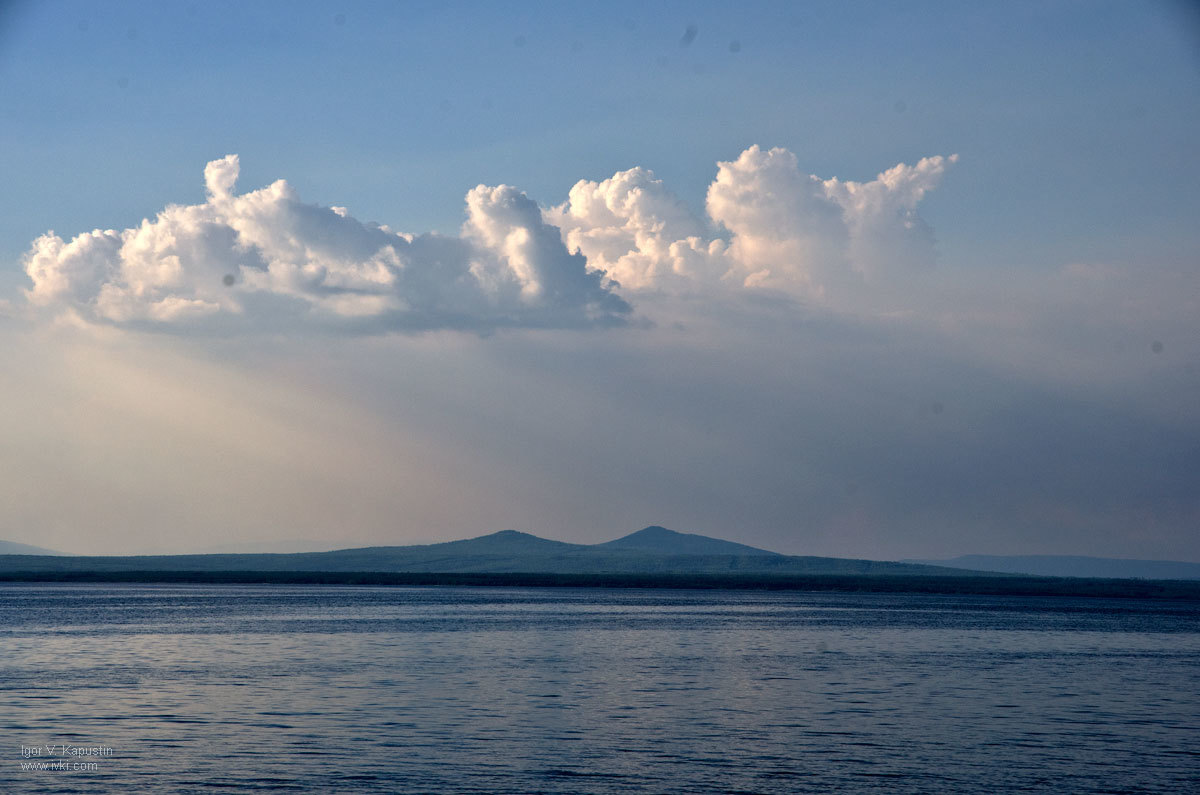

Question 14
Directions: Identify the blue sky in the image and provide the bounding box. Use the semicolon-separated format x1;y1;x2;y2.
4;1;1197;269
0;1;1197;558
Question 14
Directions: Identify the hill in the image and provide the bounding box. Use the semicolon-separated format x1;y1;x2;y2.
598;526;779;556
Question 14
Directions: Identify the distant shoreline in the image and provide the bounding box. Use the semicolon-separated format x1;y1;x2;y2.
2;570;1198;600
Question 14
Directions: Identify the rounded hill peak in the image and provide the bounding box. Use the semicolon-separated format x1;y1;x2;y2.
600;527;778;556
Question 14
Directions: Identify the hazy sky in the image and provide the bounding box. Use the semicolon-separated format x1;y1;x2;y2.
1;1;1197;559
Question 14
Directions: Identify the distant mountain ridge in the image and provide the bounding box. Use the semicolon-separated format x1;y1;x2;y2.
0;540;68;556
0;526;974;578
906;554;1200;581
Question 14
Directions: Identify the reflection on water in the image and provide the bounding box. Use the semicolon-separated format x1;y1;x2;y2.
2;584;1198;793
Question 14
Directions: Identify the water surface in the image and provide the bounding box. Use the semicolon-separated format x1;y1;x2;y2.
3;584;1197;793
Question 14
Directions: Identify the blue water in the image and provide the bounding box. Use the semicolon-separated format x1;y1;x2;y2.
2;584;1198;793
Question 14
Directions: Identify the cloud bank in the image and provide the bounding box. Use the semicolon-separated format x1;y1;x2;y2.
24;155;631;333
23;147;956;332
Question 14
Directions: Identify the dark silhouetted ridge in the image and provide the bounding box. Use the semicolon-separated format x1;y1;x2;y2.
0;526;997;579
418;529;585;555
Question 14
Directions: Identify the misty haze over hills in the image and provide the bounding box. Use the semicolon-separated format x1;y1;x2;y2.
0;540;67;556
907;555;1200;581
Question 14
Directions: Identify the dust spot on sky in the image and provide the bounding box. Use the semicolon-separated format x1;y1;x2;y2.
571;40;584;53
513;35;526;48
1152;340;1164;354
77;21;88;33
656;56;669;69
729;40;741;53
680;24;698;47
931;401;944;415
894;100;907;113
622;19;636;32
222;274;236;287
117;76;129;89
334;14;346;26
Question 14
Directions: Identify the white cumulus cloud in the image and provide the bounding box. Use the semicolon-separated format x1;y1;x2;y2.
821;153;958;279
546;145;956;299
23;155;631;333
544;167;728;290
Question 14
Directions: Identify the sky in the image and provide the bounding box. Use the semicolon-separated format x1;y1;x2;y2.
0;0;1197;559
